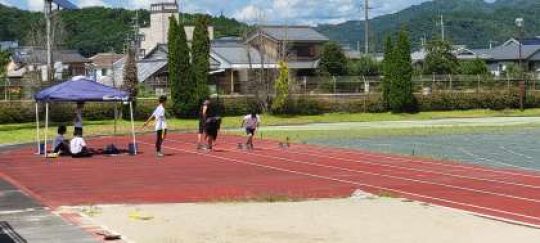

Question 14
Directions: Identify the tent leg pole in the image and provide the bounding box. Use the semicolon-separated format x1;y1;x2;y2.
129;101;137;155
35;103;40;155
114;103;118;137
44;103;49;158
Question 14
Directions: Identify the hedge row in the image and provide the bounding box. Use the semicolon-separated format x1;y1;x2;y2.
0;91;538;124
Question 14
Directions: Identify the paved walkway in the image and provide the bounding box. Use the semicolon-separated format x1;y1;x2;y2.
0;180;95;242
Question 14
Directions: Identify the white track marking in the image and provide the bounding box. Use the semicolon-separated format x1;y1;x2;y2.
137;140;540;227
458;147;535;170
294;143;540;178
186;137;540;190
220;141;540;190
166;139;540;204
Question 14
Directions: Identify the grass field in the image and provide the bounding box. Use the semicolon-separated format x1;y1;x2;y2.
1;109;540;145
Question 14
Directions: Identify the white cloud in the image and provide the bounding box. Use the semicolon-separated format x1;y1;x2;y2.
77;0;108;8
0;0;12;7
27;0;43;11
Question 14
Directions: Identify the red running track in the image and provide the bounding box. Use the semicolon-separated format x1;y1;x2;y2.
1;133;540;227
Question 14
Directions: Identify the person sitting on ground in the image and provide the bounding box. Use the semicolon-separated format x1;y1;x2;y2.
241;112;261;150
143;95;168;157
52;125;70;155
70;130;92;158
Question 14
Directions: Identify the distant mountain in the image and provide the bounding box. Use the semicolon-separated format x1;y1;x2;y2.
316;0;540;52
0;4;246;57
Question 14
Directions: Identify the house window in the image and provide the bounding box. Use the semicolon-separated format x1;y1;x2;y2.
101;68;108;76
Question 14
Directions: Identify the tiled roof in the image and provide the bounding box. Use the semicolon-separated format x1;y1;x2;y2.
90;53;125;68
252;26;329;42
212;42;276;65
13;47;90;64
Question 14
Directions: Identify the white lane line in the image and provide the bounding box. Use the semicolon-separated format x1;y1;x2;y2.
166;139;540;204
224;141;540;190
499;146;536;161
458;147;535;170
137;140;540;227
293;143;540;178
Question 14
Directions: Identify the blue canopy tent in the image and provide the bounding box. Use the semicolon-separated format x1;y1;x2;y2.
34;77;137;157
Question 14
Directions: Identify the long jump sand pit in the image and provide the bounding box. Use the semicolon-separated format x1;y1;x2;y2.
75;198;540;243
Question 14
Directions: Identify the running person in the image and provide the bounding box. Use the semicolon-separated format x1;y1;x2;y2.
241;112;261;150
143;95;168;157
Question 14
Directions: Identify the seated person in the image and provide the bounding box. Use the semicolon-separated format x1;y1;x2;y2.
53;125;70;155
70;130;92;158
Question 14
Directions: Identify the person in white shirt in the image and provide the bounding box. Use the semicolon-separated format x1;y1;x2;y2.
143;95;168;157
74;102;84;136
70;130;92;158
241;112;261;150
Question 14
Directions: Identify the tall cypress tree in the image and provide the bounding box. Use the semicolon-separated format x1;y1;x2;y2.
382;36;394;110
169;16;195;117
192;15;211;105
168;16;181;114
389;28;417;113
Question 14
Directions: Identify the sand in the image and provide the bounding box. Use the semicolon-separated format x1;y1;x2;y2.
71;197;540;243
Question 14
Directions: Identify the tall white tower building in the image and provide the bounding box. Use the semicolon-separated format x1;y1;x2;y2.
139;0;214;57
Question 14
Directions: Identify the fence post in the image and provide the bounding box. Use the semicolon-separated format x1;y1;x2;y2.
477;74;480;94
333;76;337;95
432;73;436;93
449;74;453;92
506;73;510;92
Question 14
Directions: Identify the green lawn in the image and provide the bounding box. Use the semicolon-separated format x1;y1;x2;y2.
1;109;539;145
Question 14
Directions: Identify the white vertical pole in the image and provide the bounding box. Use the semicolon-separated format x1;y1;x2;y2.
44;103;49;158
129;101;137;155
35;103;40;154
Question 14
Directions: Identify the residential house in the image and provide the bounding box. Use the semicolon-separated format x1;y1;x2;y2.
474;40;540;76
211;26;329;94
8;47;90;83
89;53;125;86
6;47;89;98
411;38;540;77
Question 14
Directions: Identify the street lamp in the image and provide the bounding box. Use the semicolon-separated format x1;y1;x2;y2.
515;18;524;70
515;17;525;110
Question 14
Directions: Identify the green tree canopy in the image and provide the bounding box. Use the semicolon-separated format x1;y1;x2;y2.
0;50;9;83
459;58;488;75
320;41;347;76
192;15;211;105
122;47;138;98
389;29;417;113
424;39;459;75
347;56;381;76
381;36;395;109
271;61;290;112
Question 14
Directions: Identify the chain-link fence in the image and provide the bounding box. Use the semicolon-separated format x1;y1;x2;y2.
286;74;540;96
3;73;540;101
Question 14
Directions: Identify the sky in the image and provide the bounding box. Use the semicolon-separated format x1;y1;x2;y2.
0;0;494;25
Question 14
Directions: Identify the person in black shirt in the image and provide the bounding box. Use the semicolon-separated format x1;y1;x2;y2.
198;98;221;151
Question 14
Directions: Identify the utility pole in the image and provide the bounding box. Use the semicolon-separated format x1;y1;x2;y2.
440;15;445;41
364;0;369;55
45;0;53;82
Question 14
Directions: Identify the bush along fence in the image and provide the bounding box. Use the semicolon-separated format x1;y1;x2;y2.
2;89;540;124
